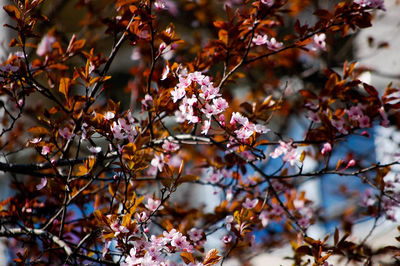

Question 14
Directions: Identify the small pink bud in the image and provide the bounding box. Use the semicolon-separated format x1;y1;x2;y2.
321;142;332;155
346;159;356;168
361;131;370;138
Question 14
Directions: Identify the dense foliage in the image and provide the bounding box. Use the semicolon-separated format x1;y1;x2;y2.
0;0;399;265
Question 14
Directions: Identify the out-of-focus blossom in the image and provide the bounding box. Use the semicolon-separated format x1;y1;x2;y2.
261;0;274;7
37;34;56;56
89;146;102;154
104;111;115;120
141;94;153;108
41;146;51;155
266;37;283;51
59;127;75;140
36;177;47;190
242;198;259;209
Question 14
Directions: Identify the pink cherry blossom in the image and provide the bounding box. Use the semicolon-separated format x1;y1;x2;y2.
230;112;248;126
361;188;375;207
347;104;364;120
188;71;204;83
379;107;389;127
312;33;326;51
154;0;178;15
163;228;178;241
207;170;222;183
171;233;192;251
225;215;234;231
270;141;299;166
123;247;142;266
222;234;233;244
354;0;385;11
135;211;148;223
321;142;332;155
0;64;19;73
141;94;153;108
201;119;211;135
110;221;129;237
261;0;274;7
234;125;255;140
41;146;51;155
346;159;356;168
178;76;192;87
331;118;348;134
259;211;269;227
151;153;165;172
89;146;102;154
188;228;203;242
171;86;186;103
199;84;221;100
111;122;124;140
162;140;180;152
242;198;259;209
30;138;42;144
307;110;321;123
182;95;197;107
270;141;291;158
177;103;200;123
59;127;75;140
174;109;187;123
266;37;283;51
37;34;56;56
200;76;211;86
283;149;299;166
145;198;164;212
212;97;229;113
358;115;370;128
255;124;270;134
161;65;169;80
202;103;217;118
252;34;268;46
36;177;47;190
218;114;226;126
104;111;115;120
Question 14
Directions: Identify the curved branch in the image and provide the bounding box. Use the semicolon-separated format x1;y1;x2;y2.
0;227;72;256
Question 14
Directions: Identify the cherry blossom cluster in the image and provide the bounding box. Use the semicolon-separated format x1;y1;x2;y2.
109;111;138;142
229;112;269;141
347;103;370;129
252;34;283;51
270;140;299;166
0;62;20;83
354;0;386;11
102;196;207;265
171;71;221;125
118;225;207;265
361;174;400;221
305;100;389;135
170;71;269;140
122;228;194;266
